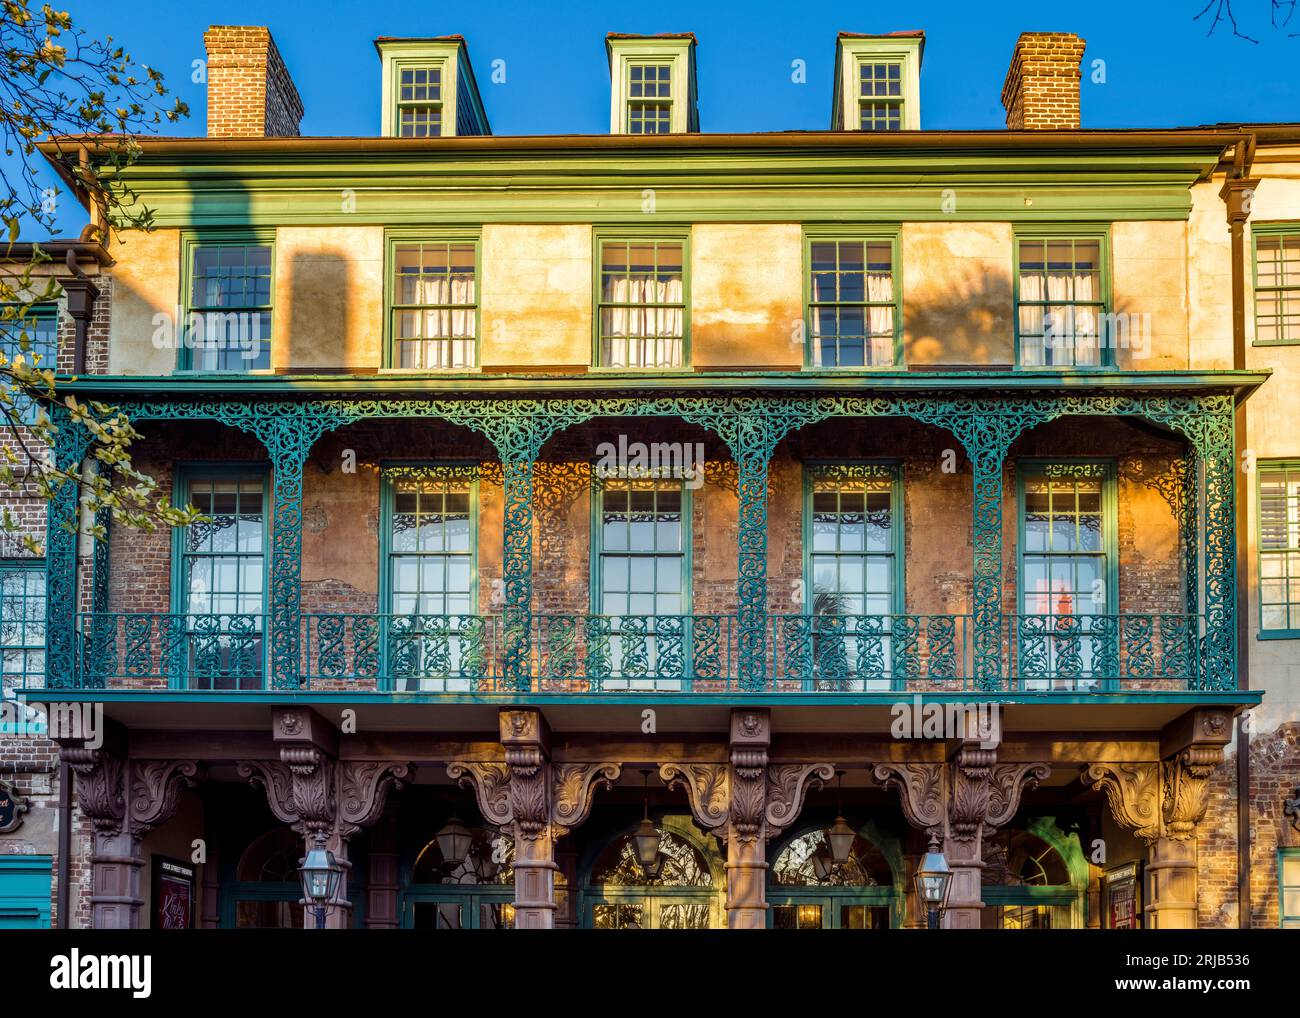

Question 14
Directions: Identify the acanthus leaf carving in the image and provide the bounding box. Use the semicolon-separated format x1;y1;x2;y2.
129;760;203;837
873;762;944;834
1162;747;1223;840
552;763;621;833
985;762;1050;830
237;760;302;830
659;762;729;831
446;761;512;829
1082;762;1161;844
765;763;835;833
63;746;126;834
338;762;413;840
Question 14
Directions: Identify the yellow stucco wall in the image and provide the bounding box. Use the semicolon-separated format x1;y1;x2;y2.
1111;220;1189;370
273;226;384;371
690;224;803;369
107;228;180;375
479;224;592;369
1187;179;1235;370
902;222;1014;365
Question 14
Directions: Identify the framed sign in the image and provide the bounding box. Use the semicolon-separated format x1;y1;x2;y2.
0;780;29;834
1103;861;1141;929
153;856;196;929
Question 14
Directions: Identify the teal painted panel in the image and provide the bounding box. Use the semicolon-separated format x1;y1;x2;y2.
0;856;52;929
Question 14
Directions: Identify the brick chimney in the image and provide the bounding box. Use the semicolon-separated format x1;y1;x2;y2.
1000;32;1086;130
203;26;304;137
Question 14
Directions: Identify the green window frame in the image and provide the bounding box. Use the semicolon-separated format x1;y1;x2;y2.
1013;227;1112;369
856;59;903;132
395;63;445;138
625;62;673;134
0;303;57;424
179;232;274;373
170;464;269;690
1280;848;1300;929
0;559;45;699
1252;223;1300;346
1258;459;1300;639
385;233;480;370
593;229;690;369
1016;460;1118;691
803;230;901;368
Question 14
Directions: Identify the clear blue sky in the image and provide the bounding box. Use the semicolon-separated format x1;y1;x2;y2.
18;0;1300;237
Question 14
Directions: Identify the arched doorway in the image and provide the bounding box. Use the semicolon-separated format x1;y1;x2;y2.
402;825;515;929
581;817;723;929
768;822;901;929
223;827;305;929
981;819;1088;929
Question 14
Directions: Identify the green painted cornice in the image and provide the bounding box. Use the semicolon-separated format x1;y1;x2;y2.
54;368;1270;400
48;131;1235;227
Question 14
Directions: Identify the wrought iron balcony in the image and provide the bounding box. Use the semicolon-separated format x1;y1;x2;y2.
69;610;1205;694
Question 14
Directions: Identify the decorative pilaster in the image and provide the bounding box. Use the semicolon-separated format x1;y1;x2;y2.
44;410;93;689
732;416;776;691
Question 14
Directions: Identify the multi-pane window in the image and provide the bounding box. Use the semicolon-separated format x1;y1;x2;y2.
808;238;897;367
178;473;265;690
597;239;685;368
391;241;477;369
1;561;45;698
0;304;57;424
1016;236;1107;367
397;65;443;137
1254;228;1300;344
185;242;272;371
1259;461;1300;634
1019;463;1112;690
627;64;672;134
384;471;474;693
1281;850;1300;929
858;61;903;131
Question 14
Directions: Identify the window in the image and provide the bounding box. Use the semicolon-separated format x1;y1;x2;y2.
174;470;266;689
381;468;476;693
1253;226;1300;345
858;61;903;131
1280;849;1300;929
806;236;898;367
627;63;672;134
0;561;45;697
1259;460;1300;636
1017;462;1115;690
389;239;477;369
0;305;56;424
183;239;272;372
596;236;687;368
397;65;443;137
1016;234;1108;367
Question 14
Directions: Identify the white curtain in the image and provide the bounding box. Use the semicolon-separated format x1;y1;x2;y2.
1020;259;1097;365
399;273;475;369
602;276;684;368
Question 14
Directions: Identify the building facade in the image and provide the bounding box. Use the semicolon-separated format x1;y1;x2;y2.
1;25;1298;930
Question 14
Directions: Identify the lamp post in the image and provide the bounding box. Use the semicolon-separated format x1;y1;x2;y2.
913;833;952;930
300;830;343;930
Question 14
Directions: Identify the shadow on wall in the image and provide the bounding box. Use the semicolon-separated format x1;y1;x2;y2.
284;249;353;372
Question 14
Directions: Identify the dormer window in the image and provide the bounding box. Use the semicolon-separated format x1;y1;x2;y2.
376;37;489;138
832;32;923;132
607;34;699;135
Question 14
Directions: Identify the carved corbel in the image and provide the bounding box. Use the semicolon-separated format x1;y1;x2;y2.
984;763;1050;831
552;763;621;834
446;761;513;829
1162;747;1223;840
873;763;945;835
659;763;730;833
337;762;413;840
128;760;203;837
63;746;126;834
1081;762;1161;844
948;746;997;842
727;708;771;841
499;709;551;840
237;760;301;828
765;763;835;834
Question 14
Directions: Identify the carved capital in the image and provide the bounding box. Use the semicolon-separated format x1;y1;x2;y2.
872;762;945;834
1162;746;1223;840
337;762;414;840
63;746;126;834
985;762;1050;830
949;746;997;842
446;761;513;829
552;763;621;834
1082;763;1161;844
129;760;203;838
239;750;338;835
765;763;835;834
660;762;730;832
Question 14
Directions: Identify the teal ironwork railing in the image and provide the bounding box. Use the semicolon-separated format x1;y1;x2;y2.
68;610;1205;694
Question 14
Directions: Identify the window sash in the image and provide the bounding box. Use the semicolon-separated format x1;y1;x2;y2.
1;561;46;695
1259;461;1300;631
390;240;478;370
384;473;475;617
806;465;899;615
806;238;897;368
597;478;686;619
396;65;444;137
597;238;686;368
1254;230;1300;344
1016;235;1108;368
0;304;58;424
184;241;273;372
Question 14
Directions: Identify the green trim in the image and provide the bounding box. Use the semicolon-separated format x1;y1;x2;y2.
1250;221;1300;347
177;228;276;374
1012;224;1114;370
170;462;271;690
382;229;482;371
591;226;692;369
1255;458;1300;636
1279;847;1300;929
801;227;903;369
1257;629;1300;640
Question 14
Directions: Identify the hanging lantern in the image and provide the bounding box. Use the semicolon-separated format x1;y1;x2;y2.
633;816;662;870
811;842;835;881
826;815;856;865
433;817;473;867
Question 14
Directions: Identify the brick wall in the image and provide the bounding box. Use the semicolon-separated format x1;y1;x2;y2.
1001;32;1086;130
204;26;303;138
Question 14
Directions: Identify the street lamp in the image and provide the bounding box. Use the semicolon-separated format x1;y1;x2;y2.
300;830;343;930
913;833;953;930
